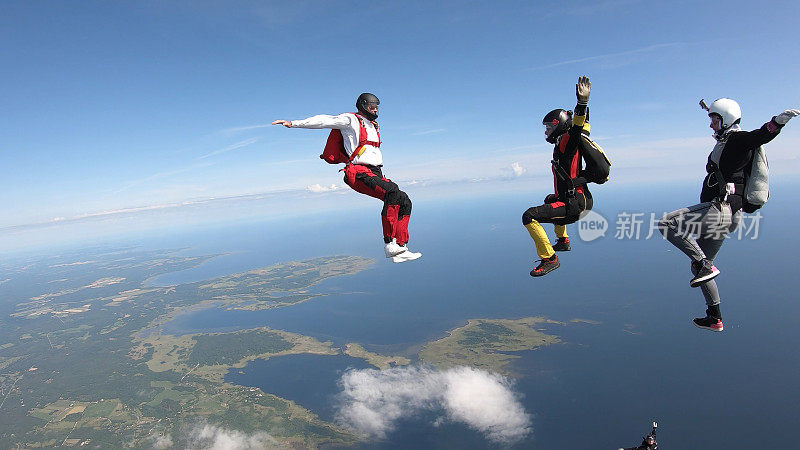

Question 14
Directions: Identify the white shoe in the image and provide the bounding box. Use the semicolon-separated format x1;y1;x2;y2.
391;249;422;263
384;239;407;258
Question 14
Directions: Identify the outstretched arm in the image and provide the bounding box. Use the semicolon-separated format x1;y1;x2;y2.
731;108;799;149
271;114;352;130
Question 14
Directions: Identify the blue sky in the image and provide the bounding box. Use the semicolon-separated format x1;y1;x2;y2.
2;0;799;250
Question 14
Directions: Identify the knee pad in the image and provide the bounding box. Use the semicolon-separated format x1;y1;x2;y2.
397;191;412;215
384;190;401;205
398;190;410;205
522;208;537;225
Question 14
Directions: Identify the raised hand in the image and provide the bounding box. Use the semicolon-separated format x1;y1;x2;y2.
576;76;591;105
775;109;800;125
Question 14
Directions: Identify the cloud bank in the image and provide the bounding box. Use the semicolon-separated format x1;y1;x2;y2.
149;423;279;450
186;424;279;450
306;183;341;193
336;365;531;445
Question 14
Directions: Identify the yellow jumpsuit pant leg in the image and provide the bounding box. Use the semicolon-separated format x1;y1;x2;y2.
554;225;568;239
525;220;555;259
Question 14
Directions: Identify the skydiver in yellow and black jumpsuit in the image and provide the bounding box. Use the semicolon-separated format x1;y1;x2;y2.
523;76;596;277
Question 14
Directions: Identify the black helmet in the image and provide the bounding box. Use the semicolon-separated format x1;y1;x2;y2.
542;108;572;144
356;93;380;121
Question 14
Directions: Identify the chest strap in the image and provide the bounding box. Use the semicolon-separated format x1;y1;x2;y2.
353;113;381;159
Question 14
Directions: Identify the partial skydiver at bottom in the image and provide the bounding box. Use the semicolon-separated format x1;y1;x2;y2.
619;421;657;450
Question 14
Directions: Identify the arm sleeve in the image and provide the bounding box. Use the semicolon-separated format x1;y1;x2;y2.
290;113;352;129
573;102;588;120
729;118;784;150
572;99;589;130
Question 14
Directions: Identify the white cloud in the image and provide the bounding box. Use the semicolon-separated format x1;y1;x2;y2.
510;162;526;177
200;138;259;159
113;161;215;194
306;183;341;193
411;128;446;136
217;124;272;135
183;424;279;450
336;365;531;445
147;433;173;449
528;42;684;70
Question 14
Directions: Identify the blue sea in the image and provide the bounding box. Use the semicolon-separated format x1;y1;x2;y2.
112;183;800;447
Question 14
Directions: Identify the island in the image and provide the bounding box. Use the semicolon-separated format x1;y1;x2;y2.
419;317;564;376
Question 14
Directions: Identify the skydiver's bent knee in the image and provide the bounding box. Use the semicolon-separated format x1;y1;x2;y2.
522;208;538;226
398;190;412;214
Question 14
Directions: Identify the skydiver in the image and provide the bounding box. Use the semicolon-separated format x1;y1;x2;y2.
272;93;421;263
658;99;799;331
619;421;658;450
523;76;607;277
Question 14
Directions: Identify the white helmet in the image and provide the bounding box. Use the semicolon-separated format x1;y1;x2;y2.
707;98;741;129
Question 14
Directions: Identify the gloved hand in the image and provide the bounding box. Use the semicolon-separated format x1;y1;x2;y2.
775;109;800;125
576;76;591;105
725;182;735;201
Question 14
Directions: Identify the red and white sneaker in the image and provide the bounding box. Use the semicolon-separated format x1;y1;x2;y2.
692;315;724;332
